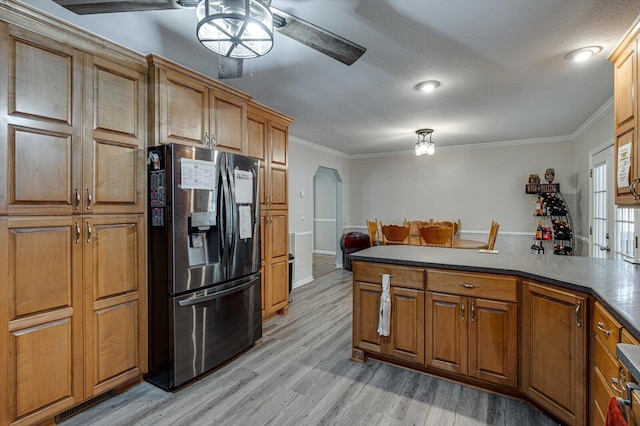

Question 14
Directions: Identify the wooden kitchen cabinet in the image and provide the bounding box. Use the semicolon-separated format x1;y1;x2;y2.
0;217;84;426
425;269;517;388
262;210;290;316
521;280;587;426
609;17;640;206
83;215;147;398
352;262;425;365
248;102;293;318
0;26;146;216
0;7;148;425
247;103;291;211
148;54;250;155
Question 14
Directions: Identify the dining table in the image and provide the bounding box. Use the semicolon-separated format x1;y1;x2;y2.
451;238;488;249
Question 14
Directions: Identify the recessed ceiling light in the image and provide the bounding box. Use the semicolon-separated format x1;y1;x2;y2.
564;46;603;62
415;80;441;93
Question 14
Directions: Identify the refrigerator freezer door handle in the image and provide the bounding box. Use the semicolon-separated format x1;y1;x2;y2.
177;274;260;306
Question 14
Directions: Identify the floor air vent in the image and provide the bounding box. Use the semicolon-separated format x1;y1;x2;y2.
55;389;116;423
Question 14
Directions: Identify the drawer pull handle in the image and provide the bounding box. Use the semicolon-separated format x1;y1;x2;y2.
611;378;624;393
597;321;612;336
458;283;478;289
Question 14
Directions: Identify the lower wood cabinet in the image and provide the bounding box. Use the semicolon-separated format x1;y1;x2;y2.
353;281;425;364
352;262;425;365
521;280;587;426
0;215;146;425
261;210;289;317
425;292;517;387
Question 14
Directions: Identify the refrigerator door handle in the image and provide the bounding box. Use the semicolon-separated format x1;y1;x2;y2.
177;274;260;306
226;162;237;255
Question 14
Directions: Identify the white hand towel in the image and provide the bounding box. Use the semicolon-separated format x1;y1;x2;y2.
377;274;391;336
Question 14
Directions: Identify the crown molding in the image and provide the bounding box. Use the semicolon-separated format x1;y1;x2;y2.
572;97;614;141
289;136;351;159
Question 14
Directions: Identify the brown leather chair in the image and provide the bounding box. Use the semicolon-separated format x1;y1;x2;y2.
380;223;410;245
419;225;453;247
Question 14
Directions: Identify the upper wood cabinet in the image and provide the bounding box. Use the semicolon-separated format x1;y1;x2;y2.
521;280;587;426
247;103;292;211
147;54;250;154
0;24;146;216
610;17;640;206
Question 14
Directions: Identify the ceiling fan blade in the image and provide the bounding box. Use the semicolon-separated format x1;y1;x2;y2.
271;7;366;66
218;56;244;79
52;0;197;15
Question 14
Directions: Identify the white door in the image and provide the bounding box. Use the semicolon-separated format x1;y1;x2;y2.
590;146;614;258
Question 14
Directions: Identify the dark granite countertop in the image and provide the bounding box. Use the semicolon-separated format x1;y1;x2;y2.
350;246;640;339
618;344;640;384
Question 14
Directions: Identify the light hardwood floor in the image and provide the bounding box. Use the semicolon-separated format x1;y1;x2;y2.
313;253;338;278
60;267;558;426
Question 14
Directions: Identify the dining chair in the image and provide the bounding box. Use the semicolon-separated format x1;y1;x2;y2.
381;223;410;245
366;218;379;246
419;225;453;247
486;221;500;250
405;220;421;245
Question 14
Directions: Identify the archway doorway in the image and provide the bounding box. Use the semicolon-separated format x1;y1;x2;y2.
313;167;342;278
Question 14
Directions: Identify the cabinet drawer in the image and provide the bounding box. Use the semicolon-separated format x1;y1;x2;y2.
426;269;517;302
352;262;425;290
594;301;622;355
594;368;614;426
594;335;625;398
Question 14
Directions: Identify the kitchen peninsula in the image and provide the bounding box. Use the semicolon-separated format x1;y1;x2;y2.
350;246;640;426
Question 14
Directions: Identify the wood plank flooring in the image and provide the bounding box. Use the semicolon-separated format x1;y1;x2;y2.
313;253;338;279
60;267;558;426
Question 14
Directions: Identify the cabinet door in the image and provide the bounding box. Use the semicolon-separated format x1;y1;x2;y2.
211;89;246;155
83;215;146;397
247;111;267;208
267;120;288;210
521;281;586;426
264;211;288;314
84;56;146;214
1;217;83;426
0;25;83;216
353;282;383;354
613;40;639;205
158;69;208;147
389;286;424;364
469;298;517;387
425;292;467;375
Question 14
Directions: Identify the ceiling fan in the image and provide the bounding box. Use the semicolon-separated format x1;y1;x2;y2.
52;0;367;79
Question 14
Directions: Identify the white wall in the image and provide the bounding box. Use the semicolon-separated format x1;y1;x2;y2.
349;140;575;253
288;137;350;285
313;172;337;253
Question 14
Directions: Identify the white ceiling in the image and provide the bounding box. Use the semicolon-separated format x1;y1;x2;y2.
27;0;640;155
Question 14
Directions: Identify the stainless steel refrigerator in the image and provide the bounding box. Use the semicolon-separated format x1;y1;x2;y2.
145;143;261;391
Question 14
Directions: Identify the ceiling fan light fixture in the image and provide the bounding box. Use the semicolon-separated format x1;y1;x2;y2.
196;0;274;59
564;46;602;62
415;80;441;93
415;128;435;156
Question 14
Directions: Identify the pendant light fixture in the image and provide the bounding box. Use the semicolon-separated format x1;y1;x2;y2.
196;0;274;59
415;129;435;156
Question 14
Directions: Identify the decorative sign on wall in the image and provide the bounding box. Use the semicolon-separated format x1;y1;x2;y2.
526;183;560;194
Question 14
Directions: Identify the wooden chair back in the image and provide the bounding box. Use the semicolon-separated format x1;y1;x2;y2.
366;218;379;246
406;220;421;245
419;226;453;247
381;223;410;245
487;221;500;250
